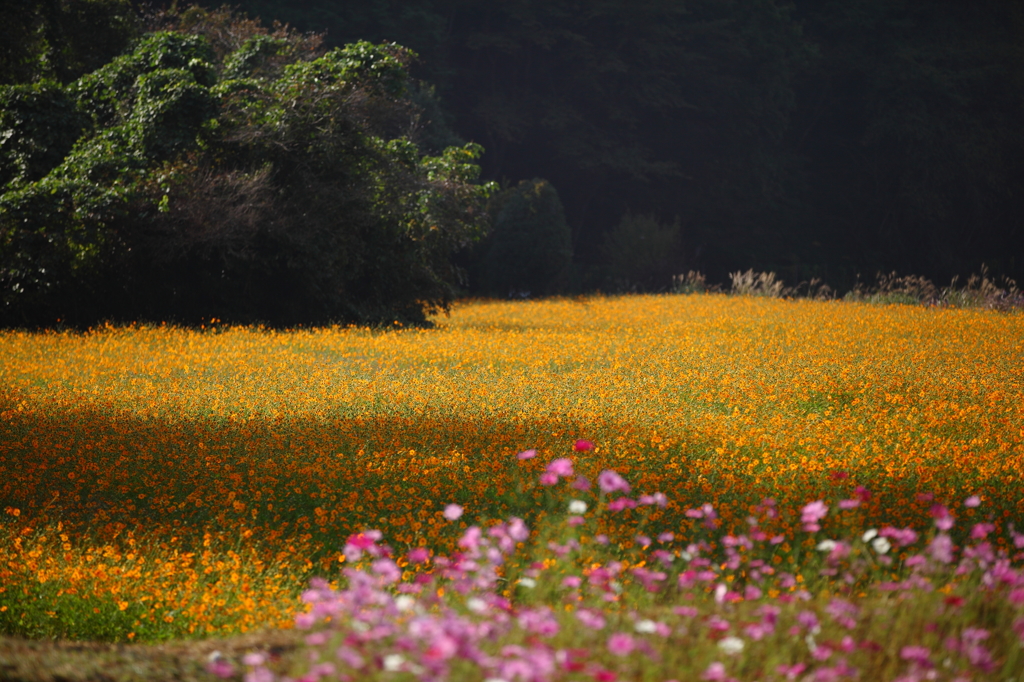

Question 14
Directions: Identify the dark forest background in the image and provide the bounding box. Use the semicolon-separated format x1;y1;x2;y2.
2;0;1022;326
230;0;1024;288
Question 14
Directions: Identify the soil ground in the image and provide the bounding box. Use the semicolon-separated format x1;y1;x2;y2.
0;630;304;682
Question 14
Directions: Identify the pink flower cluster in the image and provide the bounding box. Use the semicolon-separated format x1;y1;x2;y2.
209;448;1024;682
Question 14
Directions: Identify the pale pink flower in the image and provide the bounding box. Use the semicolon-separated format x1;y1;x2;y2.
703;662;728;681
547;457;574;478
965;495;981;508
372;558;401;583
801;500;829;531
572;475;591;490
561;575;582;588
576;608;606;630
517;449;537;460
443;504;464;520
242;653;266;667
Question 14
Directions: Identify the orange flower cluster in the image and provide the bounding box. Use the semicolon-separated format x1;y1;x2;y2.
1;295;1021;636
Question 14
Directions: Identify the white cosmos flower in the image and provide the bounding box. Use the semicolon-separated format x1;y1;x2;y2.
871;536;892;554
383;654;405;671
862;529;878;543
467;597;487;613
394;595;416;612
568;499;588;514
718;637;745;655
816;539;837;552
634;620;657;633
518;578;537;588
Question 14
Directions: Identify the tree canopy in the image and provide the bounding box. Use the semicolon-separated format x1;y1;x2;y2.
0;7;494;328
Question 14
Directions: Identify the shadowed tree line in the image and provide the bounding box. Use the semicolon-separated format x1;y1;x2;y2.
1;0;1022;326
231;0;1024;291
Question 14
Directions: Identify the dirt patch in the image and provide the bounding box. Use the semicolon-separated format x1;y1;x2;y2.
0;630;305;682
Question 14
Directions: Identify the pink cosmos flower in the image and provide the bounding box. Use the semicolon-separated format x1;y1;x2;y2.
206;659;235;679
443;504;464;520
517;449;537;460
777;663;807;680
970;522;995;540
372;558;401;583
539;472;560;486
931;504;955;530
242;653;266;667
879;526;918;547
546;457;574;477
598;469;631;494
638;492;669;507
801;500;829;531
574;439;596;451
607;632;635;656
702;662;729;681
900;645;933;666
965;495;981;508
407;547;430;563
607;497;637;512
572;475;591;490
928;533;955;563
576;608;606;630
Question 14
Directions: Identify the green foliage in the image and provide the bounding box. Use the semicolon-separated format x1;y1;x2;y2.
68;32;216;128
600;213;682;292
0;581;157;642
0;0;138;86
223;35;291;79
1;11;493;328
0;81;91;187
478;179;572;297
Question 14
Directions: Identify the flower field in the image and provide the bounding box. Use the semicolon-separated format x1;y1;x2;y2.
1;294;1023;678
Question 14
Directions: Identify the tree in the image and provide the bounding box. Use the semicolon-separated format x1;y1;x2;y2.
0;0;138;86
0;9;494;328
477;179;572;297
